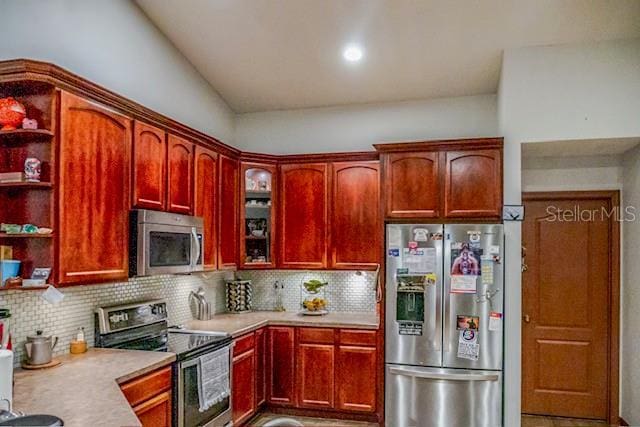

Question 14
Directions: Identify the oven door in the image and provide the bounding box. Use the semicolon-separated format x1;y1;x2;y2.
138;223;203;276
177;354;232;427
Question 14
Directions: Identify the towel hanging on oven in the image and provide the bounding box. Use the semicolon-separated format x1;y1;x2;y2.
197;345;230;412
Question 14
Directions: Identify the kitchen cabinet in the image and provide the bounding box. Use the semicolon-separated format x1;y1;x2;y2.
331;161;381;269
255;327;267;408
120;365;172;427
232;335;256;425
296;328;335;409
218;154;239;269
336;346;377;412
383;152;440;218
278;163;328;269
377;139;503;220
194;146;218;270
444;149;502;218
132;121;166;210
240;162;277;268
167;134;194;214
57;91;131;285
268;326;296;406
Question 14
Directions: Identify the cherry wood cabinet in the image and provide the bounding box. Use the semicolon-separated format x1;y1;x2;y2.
240;162;277;269
444;149;502;218
255;327;267;408
232;344;256;425
57;91;131;285
297;328;335;409
278;163;328;269
331;161;381;269
377;139;503;220
194;146;218;270
336;345;377;412
133;391;172;427
218;154;239;269
167;134;194;214
120;365;172;427
268;326;296;406
132;121;166;210
383;151;440;218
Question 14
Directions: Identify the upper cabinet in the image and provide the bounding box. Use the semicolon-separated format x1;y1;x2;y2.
240;162;277;268
444;149;502;218
218;154;239;269
58;92;132;285
194;146;218;270
167;134;194;214
383;152;440;218
377;138;503;221
278;163;329;269
132;121;166;210
331;161;381;269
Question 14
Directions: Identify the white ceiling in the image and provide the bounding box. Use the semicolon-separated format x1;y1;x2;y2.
137;0;640;113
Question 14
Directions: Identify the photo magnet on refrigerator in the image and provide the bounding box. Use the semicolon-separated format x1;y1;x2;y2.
488;312;503;332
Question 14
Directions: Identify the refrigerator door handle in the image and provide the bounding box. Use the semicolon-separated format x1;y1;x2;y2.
388;366;499;382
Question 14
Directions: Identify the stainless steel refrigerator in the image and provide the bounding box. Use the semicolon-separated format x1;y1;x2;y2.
385;224;504;427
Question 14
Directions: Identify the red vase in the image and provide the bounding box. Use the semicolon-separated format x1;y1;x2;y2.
0;97;27;131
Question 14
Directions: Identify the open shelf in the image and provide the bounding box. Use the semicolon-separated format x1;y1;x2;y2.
0;182;52;189
0;233;53;238
245;235;268;240
0;128;53;144
0;284;49;292
246;190;272;197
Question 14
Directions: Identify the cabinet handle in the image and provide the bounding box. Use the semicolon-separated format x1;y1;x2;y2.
523;314;531;323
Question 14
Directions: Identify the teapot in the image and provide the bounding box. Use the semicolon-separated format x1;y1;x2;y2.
24;330;58;365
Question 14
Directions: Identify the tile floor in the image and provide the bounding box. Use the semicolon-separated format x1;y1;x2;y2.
249;413;377;426
522;415;610;427
250;413;611;427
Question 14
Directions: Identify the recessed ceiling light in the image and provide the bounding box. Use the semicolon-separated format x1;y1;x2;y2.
343;45;364;62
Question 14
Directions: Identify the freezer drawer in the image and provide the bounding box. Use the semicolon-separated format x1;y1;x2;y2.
385;364;502;427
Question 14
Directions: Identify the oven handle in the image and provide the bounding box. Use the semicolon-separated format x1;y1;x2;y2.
389;366;499;382
191;227;201;269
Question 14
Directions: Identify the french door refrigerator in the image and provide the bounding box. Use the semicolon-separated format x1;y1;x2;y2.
385;224;504;427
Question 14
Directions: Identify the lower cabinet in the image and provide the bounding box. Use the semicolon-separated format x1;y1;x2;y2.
231;326;378;424
268;326;296;406
120;365;172;427
232;333;256;425
336;345;377;412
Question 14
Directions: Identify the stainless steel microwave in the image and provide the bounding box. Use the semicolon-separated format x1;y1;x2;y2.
129;209;204;277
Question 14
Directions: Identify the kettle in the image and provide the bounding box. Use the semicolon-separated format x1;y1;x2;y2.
24;330;58;366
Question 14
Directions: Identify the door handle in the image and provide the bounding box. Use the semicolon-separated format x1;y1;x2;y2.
389;367;499;382
523;314;531;323
191;227;201;268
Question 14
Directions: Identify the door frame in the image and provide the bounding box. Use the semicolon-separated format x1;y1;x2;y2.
522;190;620;425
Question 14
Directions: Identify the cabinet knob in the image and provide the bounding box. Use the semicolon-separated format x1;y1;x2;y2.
523;314;531;323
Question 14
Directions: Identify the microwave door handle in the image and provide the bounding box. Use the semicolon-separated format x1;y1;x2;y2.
191;227;201;268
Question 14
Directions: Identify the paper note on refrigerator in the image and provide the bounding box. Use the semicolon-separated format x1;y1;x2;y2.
488;312;503;332
481;262;494;285
403;247;437;273
450;275;477;293
388;227;402;248
457;330;480;360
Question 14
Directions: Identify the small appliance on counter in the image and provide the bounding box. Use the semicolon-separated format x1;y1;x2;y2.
0;349;13;414
225;279;252;313
190;288;211;320
22;330;59;369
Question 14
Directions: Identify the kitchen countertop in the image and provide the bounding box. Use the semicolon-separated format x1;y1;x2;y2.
12;348;176;427
186;311;380;337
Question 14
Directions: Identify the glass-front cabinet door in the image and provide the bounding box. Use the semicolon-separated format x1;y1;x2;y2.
239;162;277;268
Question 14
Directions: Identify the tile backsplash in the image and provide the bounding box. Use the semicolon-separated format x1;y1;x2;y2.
0;269;378;366
239;270;378;313
0;271;231;366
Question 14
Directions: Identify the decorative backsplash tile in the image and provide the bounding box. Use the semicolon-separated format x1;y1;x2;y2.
0;269;378;366
0;271;231;366
238;270;379;313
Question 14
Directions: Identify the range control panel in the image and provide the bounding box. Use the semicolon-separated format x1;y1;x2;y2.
96;301;167;334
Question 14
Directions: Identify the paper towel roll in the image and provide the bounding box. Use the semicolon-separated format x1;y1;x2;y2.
0;349;13;411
